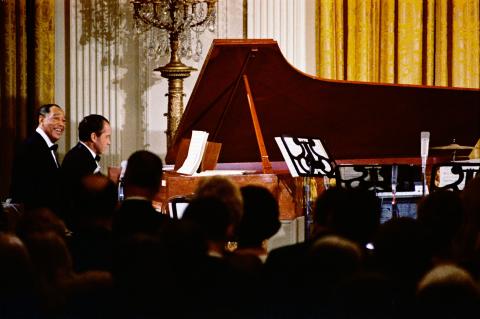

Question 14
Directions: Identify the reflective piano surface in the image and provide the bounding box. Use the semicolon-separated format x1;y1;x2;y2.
162;39;479;219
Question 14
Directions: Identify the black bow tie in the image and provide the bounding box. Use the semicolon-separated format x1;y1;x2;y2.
50;144;58;151
95;155;101;162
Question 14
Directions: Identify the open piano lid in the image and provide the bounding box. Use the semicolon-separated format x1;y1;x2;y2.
166;39;480;164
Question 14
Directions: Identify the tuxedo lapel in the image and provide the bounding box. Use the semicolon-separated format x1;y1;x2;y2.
77;143;98;172
62;142;98;177
32;132;59;171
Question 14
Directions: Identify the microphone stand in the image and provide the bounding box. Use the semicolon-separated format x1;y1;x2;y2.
420;132;430;197
391;165;399;219
421;162;427;197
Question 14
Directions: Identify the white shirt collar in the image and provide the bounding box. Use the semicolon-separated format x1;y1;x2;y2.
79;141;98;160
36;127;59;168
36;127;54;148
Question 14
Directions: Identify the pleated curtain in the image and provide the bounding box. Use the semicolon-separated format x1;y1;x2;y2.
317;0;480;88
0;0;55;198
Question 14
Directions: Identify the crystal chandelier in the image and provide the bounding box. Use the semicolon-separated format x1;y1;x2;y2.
132;0;218;149
79;0;124;45
132;0;217;62
79;0;132;67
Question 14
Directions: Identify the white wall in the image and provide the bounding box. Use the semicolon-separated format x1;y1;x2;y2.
247;0;316;74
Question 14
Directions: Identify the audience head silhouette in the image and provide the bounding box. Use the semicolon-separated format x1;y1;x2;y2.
417;190;464;262
455;175;480;275
16;208;68;241
417;264;480;317
123;150;163;200
237;185;281;248
183;196;232;244
0;233;33;297
194;176;243;238
313;186;381;246
74;174;118;219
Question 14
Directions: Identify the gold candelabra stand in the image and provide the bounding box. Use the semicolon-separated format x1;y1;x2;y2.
131;0;217;149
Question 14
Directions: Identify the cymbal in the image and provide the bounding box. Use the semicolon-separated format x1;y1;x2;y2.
430;143;475;150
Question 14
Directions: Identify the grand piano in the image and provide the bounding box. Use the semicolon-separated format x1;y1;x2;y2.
164;39;480;221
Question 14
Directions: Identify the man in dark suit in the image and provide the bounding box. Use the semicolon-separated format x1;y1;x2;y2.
9;104;66;214
112;150;169;241
62;114;111;179
61;114;111;227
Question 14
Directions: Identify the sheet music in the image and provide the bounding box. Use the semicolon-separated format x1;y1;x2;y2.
275;136;333;178
177;130;209;175
275;137;300;177
438;165;479;189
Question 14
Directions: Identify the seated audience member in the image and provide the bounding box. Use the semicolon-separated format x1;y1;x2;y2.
112;150;169;241
183;196;234;258
313;187;381;248
15;205;114;318
62;114;111;222
21;231;75;317
331;271;397;319
416;264;480;318
10;104;65;215
113;232;186;319
0;233;39;318
416;190;464;264
67;174;117;272
62;270;114;319
372;217;433;318
234;185;281;262
21;228;113;319
193;175;244;243
302;235;364;318
180;175;243;259
16;207;69;241
455;176;480;278
226;186;282;317
264;187;381;318
181;197;240;317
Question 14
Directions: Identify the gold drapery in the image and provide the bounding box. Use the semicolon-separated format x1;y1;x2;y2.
0;0;55;199
316;0;480;88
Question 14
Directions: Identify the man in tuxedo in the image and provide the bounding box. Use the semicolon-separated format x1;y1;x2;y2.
62;114;111;179
10;104;66;214
61;114;111;226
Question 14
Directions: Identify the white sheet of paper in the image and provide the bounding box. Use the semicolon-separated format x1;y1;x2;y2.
177;130;209;175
